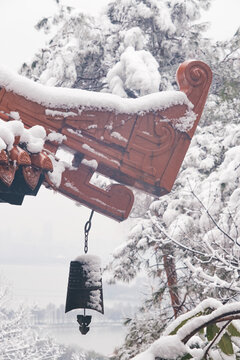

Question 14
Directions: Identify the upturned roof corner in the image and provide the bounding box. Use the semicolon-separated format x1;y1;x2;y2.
0;59;212;221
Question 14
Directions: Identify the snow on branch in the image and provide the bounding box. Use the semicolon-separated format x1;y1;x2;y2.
184;259;240;293
130;299;240;360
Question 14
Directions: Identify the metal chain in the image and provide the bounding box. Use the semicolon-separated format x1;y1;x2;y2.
84;210;94;253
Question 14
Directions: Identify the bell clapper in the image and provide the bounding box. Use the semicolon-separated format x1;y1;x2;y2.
77;312;92;335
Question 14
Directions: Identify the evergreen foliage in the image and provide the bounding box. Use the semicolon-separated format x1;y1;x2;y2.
20;0;212;94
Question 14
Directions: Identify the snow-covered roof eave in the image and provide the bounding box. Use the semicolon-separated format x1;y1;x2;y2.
0;65;193;114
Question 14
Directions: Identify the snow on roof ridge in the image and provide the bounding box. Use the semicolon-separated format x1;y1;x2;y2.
0;65;193;114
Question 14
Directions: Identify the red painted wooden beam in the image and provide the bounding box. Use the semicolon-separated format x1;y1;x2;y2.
0;60;212;220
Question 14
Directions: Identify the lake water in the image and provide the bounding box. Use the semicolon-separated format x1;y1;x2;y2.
40;323;126;357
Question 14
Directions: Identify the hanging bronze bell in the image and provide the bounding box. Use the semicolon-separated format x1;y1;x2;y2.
65;255;104;317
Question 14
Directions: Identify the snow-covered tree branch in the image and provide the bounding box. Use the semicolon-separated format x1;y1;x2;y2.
129;298;240;360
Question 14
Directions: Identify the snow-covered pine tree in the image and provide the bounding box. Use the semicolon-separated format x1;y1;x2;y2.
107;26;240;360
0;280;65;359
104;0;212;93
21;5;106;91
20;0;212;93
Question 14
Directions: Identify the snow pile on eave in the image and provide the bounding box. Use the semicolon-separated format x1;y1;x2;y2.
0;65;193;114
0;118;46;153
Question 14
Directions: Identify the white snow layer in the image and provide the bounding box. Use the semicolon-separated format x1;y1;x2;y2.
71;255;103;312
74;254;102;288
130;334;187;360
46;131;67;143
47;156;71;187
0;119;46;153
0;65;193;115
81;158;98;169
106;45;161;97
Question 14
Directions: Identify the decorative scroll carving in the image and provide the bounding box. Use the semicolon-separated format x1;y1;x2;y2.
177;60;213;138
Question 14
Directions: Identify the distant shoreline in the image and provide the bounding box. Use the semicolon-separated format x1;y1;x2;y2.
32;321;123;329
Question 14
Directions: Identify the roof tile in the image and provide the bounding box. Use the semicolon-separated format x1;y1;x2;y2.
9;145;31;165
0;164;17;187
0;118;53;204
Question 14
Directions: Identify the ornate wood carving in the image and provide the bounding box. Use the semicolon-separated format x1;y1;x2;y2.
0;60;212;220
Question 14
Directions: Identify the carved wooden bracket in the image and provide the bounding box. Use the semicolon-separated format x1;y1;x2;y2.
0;60;212;220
